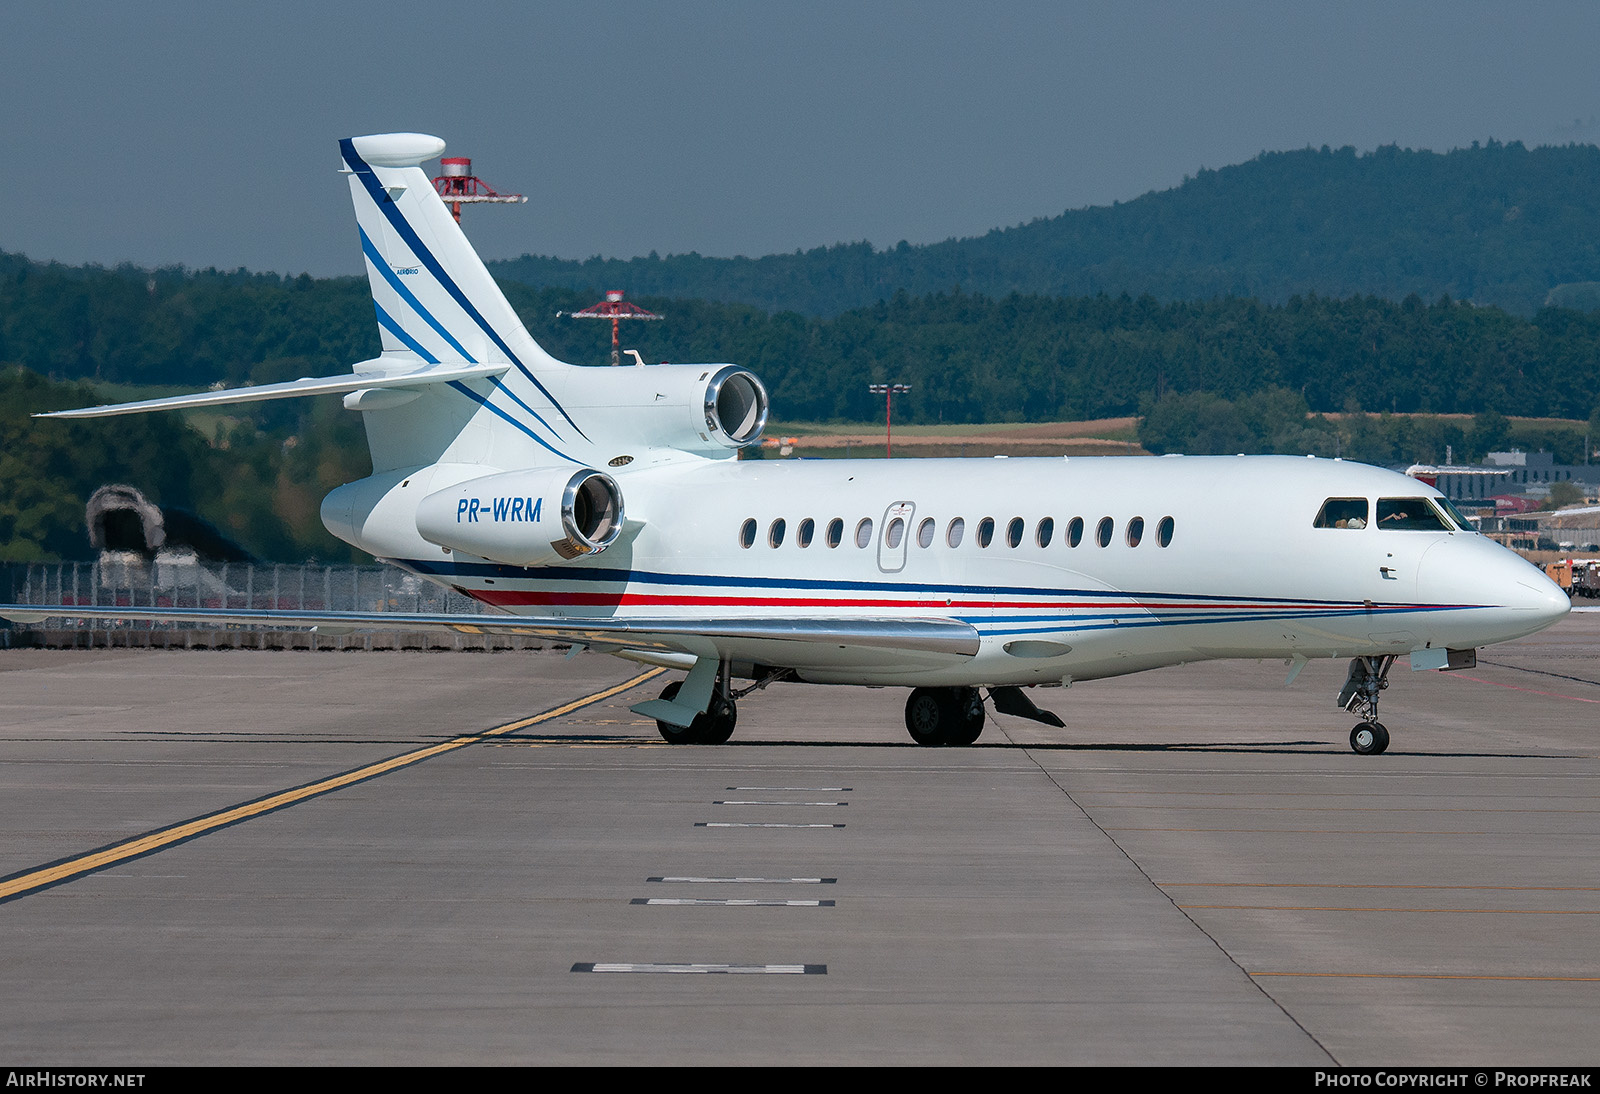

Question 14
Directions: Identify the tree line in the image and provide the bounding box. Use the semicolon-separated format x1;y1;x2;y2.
5;254;1599;424
4;253;1600;561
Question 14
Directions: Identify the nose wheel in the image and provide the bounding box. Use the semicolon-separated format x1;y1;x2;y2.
904;687;985;746
1349;721;1389;755
1338;655;1396;755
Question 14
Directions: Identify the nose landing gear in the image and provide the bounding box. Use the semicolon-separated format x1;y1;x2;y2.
904;686;985;746
1338;655;1395;755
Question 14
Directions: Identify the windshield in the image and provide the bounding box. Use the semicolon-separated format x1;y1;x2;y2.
1435;496;1476;532
1376;497;1452;531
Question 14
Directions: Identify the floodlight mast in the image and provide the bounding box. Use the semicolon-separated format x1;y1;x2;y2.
868;383;912;458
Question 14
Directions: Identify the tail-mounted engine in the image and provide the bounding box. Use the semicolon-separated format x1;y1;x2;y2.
559;363;769;455
702;365;768;448
415;467;624;567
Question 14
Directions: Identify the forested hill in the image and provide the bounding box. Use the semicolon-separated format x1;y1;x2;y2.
489;141;1600;317
4;252;1600;424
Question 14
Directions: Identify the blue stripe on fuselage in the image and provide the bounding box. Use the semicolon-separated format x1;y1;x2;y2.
394;557;1474;611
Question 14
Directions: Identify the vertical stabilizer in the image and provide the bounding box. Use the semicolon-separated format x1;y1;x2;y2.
342;133;554;370
340;133;591;472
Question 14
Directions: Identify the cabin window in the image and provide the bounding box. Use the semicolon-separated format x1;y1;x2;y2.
1036;517;1055;548
798;518;815;548
1156;516;1175;547
1315;498;1369;529
918;518;936;548
855;518;874;548
1377;498;1452;531
977;518;995;547
826;517;844;548
885;517;905;549
769;518;786;548
1126;516;1145;547
947;518;965;548
1096;517;1114;547
1066;517;1084;547
739;519;757;549
1006;517;1024;548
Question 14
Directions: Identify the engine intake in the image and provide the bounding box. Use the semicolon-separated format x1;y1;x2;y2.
704;365;769;447
553;469;625;559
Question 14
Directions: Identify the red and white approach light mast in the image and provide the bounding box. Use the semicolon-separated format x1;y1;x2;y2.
565;291;663;366
431;157;528;224
868;383;912;458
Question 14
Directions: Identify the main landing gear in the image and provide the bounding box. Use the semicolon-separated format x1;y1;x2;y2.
904;687;986;747
653;680;736;745
902;685;1065;746
1337;655;1395;755
650;665;795;745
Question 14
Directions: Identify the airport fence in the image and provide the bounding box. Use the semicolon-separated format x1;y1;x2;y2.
0;559;544;652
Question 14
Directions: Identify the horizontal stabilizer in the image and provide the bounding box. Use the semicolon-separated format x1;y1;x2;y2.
35;359;509;419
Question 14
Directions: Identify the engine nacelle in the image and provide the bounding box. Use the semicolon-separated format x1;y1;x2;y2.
415;467;624;567
555;363;769;455
701;365;768;448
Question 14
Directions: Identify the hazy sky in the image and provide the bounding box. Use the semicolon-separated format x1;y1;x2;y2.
5;1;1600;277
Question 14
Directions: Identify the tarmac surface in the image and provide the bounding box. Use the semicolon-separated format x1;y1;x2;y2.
0;611;1597;1065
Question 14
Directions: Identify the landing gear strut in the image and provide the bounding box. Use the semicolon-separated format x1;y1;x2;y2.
904;686;985;746
1338;655;1395;755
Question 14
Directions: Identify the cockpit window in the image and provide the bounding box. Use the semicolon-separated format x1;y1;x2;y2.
1376;498;1452;531
1314;498;1369;529
1437;497;1476;532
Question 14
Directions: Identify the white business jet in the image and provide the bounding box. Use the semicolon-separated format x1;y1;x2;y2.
1;133;1572;754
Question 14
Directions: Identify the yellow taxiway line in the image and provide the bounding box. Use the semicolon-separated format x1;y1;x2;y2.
0;667;664;904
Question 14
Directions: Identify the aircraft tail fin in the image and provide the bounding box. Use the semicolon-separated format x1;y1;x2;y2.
339;134;594;472
340;133;557;372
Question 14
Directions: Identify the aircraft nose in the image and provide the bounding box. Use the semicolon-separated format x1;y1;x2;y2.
1515;573;1575;626
1516;572;1568;623
1419;537;1571;629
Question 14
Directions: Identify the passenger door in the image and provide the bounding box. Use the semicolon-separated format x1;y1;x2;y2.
877;501;915;574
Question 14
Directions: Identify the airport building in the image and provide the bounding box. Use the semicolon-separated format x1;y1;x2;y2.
1420;450;1599;503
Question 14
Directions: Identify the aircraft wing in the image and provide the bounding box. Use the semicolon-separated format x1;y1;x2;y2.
35;359;509;419
0;605;980;670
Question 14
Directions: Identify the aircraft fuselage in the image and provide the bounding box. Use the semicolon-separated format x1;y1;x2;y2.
340;452;1570;688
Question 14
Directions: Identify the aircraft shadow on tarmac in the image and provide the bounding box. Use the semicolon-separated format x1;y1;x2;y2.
491;734;1565;758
